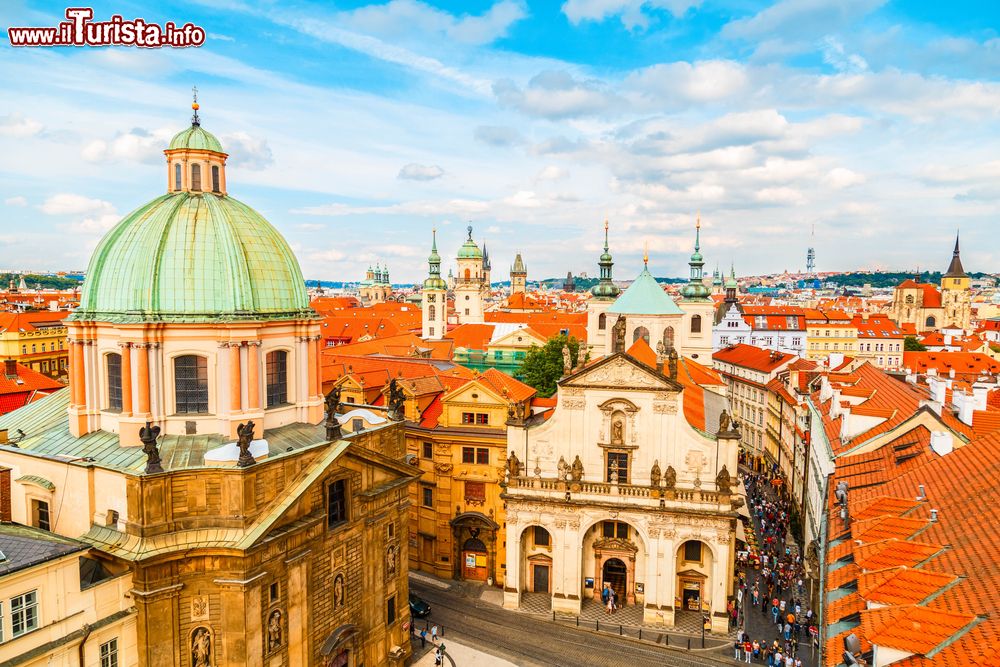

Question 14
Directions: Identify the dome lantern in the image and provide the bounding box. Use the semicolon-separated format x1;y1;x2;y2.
165;88;229;195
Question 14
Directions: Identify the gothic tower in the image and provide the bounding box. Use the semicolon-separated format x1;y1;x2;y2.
940;233;971;330
511;253;527;294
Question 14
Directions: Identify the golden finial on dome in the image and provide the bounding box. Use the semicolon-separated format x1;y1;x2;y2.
191;85;200;126
643;240;649;267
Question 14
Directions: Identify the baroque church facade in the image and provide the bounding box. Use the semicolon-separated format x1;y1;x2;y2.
0;102;417;667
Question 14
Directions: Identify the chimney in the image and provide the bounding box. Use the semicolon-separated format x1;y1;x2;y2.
930;431;953;456
3;359;15;378
954;391;975;426
0;466;10;523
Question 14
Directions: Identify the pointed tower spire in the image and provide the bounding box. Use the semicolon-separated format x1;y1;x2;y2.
592;218;620;299
944;231;966;277
680;212;710;300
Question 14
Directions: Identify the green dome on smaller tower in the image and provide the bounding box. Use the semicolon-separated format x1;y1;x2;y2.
457;225;483;259
168;125;225;153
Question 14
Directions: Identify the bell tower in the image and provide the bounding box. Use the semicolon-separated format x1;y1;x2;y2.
422;229;448;339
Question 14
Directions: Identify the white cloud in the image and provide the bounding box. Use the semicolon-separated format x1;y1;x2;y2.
824;167;866;189
536;165;568;181
821;36;869;73
561;0;700;29
626;60;750;105
221;132;274;169
755;187;807;206
495;71;620;118
209;32;235;42
398;163;445;181
342;0;527;45
474;125;525;147
40;193;120;234
721;0;886;42
4;196;27;207
81;127;173;164
0;113;43;138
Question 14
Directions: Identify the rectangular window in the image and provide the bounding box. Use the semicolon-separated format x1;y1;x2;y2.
476;413;488;425
10;590;38;638
327;479;347;528
422;442;433;459
352;418;363;432
30;499;50;531
476;448;489;465
386;595;396;626
266;350;289;408
462;412;489;425
465;481;486;503
422;486;433;508
100;638;119;667
107;353;122;411
269;583;280;603
462;412;475;424
602;521;628;539
494;351;503;360
462;447;475;463
684;541;702;562
606;452;628;484
191;163;202;191
211;165;220;192
534;525;550;546
174;355;209;414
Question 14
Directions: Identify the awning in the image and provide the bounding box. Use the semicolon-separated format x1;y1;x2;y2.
736;522;747;543
737;502;751;520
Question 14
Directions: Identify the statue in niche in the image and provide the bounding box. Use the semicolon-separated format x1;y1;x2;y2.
191;627;212;667
663;465;677;491
557;456;570;481
609;459;619;484
650;459;662;487
562;345;572;374
570;455;584;482
612;316;626;353
333;574;345;609
267;609;283;651
716;465;733;493
611;418;624;444
506;450;522;478
386;545;397;577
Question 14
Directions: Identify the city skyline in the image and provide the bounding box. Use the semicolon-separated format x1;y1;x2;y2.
2;1;999;282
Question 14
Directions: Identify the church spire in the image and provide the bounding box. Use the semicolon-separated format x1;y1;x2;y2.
591;218;620;299
680;213;710;300
944;231;966;278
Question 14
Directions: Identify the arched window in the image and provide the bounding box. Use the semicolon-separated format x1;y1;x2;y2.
174;163;182;190
174;355;208;414
690;315;702;334
598;313;607;330
266;350;288;408
663;326;675;351
632;326;650;344
428;304;436;321
925;316;936;328
41;343;46;352
190;164;202;191
211;165;220;192
464;268;471;280
106;352;122;411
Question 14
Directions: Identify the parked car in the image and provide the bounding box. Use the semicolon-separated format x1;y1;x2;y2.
409;593;431;618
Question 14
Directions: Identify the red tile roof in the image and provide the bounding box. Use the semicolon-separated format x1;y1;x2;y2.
712;343;795;373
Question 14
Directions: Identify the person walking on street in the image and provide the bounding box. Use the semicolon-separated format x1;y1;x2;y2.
431;625;438;642
419;629;427;648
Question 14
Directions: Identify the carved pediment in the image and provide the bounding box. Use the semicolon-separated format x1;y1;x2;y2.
593;537;639;553
676;568;708;579
560;354;682;392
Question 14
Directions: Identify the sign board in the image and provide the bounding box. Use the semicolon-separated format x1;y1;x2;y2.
466;554;476;568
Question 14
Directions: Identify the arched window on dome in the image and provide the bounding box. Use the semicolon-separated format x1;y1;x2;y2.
663;326;675;352
925;316;936;328
633;326;650;344
211;165;220;193
174;163;182;190
691;315;702;334
175;355;209;414
266;350;289;408
106;352;122;412
598;313;607;330
428;304;436;321
191;164;202;191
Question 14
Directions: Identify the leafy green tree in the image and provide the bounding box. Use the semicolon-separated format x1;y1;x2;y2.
904;335;927;352
519;334;583;398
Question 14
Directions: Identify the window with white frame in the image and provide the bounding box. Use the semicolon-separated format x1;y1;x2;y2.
100;638;119;667
11;590;38;637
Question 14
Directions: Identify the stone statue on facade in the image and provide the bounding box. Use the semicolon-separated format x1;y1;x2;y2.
386;379;405;421
139;421;164;474
506;450;522;478
557;456;570;481
716;464;732;493
570;455;584;482
507;401;527;425
668;347;678;379
650;459;661;487
236;420;257;467
562;345;572;374
609;460;619;484
655;340;666;358
611;418;624;444
663;465;677;491
324;386;343;440
612;315;626;354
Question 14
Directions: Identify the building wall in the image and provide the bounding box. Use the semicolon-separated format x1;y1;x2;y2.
0;323;69;381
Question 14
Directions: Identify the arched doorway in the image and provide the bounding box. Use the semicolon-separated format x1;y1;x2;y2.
675;540;713;613
451;512;500;584
519;525;554;596
602;558;627;604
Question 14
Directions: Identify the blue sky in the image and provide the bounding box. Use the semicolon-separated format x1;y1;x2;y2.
2;0;999;283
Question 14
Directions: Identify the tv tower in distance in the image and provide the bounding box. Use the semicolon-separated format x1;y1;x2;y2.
806;224;816;275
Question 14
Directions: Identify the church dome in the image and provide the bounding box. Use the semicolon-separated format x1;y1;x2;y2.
168;125;225;153
72;192;312;323
457;225;483;259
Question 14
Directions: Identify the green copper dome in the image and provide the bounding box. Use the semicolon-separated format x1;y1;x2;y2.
168;124;225;153
72;193;313;323
457;225;483;259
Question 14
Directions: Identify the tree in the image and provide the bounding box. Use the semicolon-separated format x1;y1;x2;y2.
904;335;926;352
519;334;583;398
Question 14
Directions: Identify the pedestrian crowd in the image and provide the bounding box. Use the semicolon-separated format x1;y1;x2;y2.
730;467;818;665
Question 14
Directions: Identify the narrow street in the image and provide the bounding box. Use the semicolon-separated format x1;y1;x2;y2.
408;579;737;667
731;464;819;667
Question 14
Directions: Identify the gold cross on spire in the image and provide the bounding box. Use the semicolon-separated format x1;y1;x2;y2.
643;240;649;267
